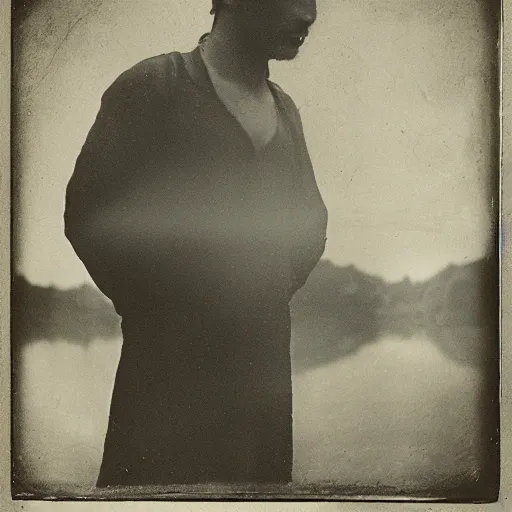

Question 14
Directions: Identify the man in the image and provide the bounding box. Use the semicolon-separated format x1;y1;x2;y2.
65;0;327;486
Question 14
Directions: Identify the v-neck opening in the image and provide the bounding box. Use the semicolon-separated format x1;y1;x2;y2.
254;111;285;156
190;47;286;155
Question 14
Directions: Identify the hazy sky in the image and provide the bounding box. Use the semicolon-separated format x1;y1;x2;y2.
14;0;497;288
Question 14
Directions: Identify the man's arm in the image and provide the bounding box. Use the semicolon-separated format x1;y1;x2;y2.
275;87;328;297
64;61;162;306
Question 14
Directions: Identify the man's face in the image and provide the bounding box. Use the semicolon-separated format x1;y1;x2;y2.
241;0;317;61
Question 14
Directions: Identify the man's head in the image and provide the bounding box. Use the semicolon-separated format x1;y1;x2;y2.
210;0;317;61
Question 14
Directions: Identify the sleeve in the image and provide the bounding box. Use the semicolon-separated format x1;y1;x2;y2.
64;63;161;308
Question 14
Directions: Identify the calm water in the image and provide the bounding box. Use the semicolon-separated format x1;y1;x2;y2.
16;331;485;491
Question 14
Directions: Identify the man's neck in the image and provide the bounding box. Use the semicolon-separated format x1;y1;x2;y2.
201;21;269;93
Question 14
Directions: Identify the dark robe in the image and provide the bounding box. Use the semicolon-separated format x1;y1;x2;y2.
64;46;327;486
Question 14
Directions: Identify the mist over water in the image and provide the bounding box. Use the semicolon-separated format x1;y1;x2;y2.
16;327;485;492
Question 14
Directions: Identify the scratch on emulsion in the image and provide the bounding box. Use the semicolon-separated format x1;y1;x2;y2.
26;0;105;99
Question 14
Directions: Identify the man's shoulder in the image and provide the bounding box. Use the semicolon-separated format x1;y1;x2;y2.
105;51;185;96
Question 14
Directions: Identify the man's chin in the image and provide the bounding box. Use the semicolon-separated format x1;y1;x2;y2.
273;47;300;61
274;55;298;62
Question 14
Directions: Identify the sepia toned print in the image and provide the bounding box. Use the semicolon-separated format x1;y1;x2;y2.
11;0;500;501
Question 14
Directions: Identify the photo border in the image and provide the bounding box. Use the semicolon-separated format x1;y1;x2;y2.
1;0;509;509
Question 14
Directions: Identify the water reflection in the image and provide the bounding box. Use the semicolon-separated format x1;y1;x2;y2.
15;329;491;495
426;325;498;369
292;332;487;491
288;257;498;374
291;314;497;374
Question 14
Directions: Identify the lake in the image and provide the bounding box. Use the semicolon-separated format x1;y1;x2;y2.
15;329;489;494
